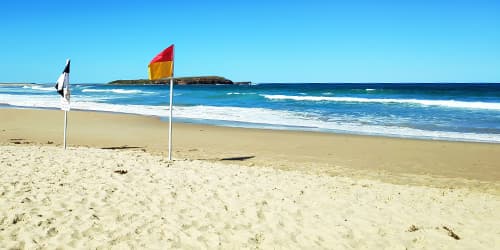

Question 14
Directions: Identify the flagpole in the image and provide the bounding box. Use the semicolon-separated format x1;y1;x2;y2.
63;110;68;150
168;77;173;160
148;45;174;161
56;58;70;150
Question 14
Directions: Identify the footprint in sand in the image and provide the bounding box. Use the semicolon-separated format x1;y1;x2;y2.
257;208;265;221
115;214;126;222
198;225;209;232
12;213;26;225
70;229;82;240
47;227;58;237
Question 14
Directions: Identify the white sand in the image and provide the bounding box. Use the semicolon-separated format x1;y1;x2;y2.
1;145;499;249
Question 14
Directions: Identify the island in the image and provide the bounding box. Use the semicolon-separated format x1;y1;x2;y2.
108;76;251;85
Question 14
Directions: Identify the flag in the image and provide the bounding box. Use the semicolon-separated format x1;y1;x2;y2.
148;45;174;80
148;44;175;160
55;59;71;111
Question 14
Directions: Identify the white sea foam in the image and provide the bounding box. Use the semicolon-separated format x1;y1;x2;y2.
82;89;151;94
175;106;500;143
0;94;106;108
27;85;55;91
365;89;375;91
2;94;499;143
262;94;500;110
226;92;256;95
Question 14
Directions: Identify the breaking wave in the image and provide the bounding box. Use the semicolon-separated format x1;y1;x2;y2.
262;95;500;110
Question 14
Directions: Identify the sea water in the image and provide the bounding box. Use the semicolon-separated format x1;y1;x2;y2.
1;83;500;143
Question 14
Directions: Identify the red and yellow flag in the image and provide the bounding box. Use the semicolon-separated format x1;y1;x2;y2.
148;44;174;80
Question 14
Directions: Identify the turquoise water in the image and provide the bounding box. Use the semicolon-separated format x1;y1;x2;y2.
1;83;500;143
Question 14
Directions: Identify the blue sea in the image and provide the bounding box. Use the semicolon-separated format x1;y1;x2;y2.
1;83;500;143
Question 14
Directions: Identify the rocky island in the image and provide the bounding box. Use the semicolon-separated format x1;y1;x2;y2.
108;76;251;85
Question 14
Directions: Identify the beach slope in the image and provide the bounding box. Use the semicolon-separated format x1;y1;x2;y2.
1;109;499;248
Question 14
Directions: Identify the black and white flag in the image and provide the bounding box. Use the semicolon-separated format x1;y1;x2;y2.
55;59;71;111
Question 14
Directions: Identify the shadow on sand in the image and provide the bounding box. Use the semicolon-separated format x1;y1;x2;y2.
101;145;144;150
220;156;255;161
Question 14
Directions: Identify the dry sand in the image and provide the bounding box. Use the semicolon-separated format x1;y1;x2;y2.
1;145;499;249
1;108;500;249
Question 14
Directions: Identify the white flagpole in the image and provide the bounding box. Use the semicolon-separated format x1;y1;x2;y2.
168;77;173;160
63;111;68;150
58;58;70;150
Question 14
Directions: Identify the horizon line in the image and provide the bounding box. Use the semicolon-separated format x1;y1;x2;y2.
2;81;500;85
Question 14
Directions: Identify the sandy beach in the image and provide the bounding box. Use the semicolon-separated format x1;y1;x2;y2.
1;108;500;249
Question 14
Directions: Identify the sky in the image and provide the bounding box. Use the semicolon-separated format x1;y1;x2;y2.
1;0;499;83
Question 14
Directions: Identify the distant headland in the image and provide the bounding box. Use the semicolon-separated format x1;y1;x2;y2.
108;76;251;85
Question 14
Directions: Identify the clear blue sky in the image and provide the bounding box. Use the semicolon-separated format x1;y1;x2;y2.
1;0;499;83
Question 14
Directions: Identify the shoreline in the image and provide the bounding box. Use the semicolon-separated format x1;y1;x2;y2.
2;105;499;145
1;108;499;186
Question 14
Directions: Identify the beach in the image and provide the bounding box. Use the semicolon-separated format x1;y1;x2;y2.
1;109;500;249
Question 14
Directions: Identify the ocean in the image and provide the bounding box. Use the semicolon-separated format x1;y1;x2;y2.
1;83;500;143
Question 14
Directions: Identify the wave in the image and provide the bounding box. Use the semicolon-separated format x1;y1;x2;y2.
262;94;500;110
24;85;54;91
1;93;499;143
82;89;152;94
174;106;500;143
226;92;257;96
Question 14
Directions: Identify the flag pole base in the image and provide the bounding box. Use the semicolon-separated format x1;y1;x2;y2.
168;77;173;161
63;110;68;150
